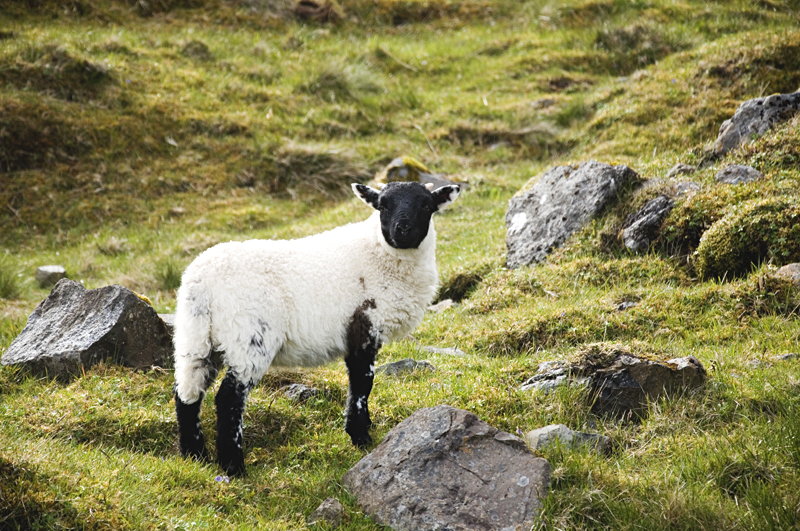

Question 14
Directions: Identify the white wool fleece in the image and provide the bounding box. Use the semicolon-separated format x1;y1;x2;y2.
173;211;439;404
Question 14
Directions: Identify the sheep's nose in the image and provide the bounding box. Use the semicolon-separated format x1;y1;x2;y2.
396;220;413;235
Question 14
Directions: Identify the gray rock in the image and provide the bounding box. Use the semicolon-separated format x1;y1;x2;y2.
666;163;697;179
616;301;638;311
669;180;701;198
714;92;800;156
715;164;764;185
582;354;707;419
506;161;641;268
428;298;459;312
525;424;611;454
773;353;798;362
520;347;706;420
282;383;329;402
423;346;467;357
1;279;172;378
376;358;435;376
776;263;800;285
307;497;345;527
622;195;674;253
746;359;765;369
35;265;66;287
343;405;550;531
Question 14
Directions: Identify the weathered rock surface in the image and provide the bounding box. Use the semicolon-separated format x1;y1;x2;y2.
525;424;611;455
622;195;674;253
35;265;66;287
423;346;467;357
776;263;800;285
158;313;176;336
506;161;641;268
715;164;764;185
376;358;435;376
666;163;697;179
307;497;345;528
343;405;550;531
282;383;329;402
1;279;172;378
520;345;707;419
714;92;800;156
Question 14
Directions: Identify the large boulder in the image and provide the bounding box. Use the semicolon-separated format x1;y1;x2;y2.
506;161;641;268
343;405;550;531
713;92;800;156
1;279;172;378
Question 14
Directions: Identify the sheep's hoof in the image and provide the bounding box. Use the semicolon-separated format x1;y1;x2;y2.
350;432;373;448
220;458;247;477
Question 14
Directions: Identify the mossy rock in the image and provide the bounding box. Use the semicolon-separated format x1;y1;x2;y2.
374;156;433;184
694;197;800;279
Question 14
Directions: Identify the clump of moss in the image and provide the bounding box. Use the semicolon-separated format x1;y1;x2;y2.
694;197;800;279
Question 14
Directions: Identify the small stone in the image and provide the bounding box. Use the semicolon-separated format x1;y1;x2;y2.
617;301;638;311
775;263;800;285
715;164;764;185
773;353;798;362
669;180;701;197
307;497;345;528
375;358;435;376
745;359;765;369
283;383;328;402
35;265;67;288
428;299;460;312
525;424;611;454
666;163;697;179
423;346;467;357
622;195;674;253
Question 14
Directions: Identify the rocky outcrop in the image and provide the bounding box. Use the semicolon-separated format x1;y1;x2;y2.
1;279;172;378
713;92;800;156
506;161;641;268
622;195;674;253
343;405;550;531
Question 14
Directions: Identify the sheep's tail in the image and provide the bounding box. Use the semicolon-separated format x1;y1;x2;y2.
173;280;217;404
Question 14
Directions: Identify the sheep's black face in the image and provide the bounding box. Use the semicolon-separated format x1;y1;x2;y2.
352;182;461;249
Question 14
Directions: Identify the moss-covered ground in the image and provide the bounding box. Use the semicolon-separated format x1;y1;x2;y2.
1;1;800;529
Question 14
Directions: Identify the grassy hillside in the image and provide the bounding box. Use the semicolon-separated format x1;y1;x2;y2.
1;1;799;529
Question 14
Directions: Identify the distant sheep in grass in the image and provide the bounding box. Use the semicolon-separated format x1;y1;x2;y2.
173;181;461;476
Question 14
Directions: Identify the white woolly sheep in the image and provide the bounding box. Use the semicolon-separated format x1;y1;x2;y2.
173;181;461;476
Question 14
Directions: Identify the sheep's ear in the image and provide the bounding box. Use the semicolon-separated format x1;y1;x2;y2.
432;184;461;211
352;183;381;210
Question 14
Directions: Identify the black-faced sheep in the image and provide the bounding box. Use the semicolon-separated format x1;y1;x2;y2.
173;181;461;476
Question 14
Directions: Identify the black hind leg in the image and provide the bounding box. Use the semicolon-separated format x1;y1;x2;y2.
175;390;209;461
216;371;251;477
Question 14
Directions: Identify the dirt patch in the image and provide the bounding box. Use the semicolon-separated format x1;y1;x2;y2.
293;0;343;23
436;262;494;303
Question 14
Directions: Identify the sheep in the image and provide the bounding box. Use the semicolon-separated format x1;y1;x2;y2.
173;181;461;476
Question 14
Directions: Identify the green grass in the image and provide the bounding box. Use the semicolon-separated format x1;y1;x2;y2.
2;0;800;529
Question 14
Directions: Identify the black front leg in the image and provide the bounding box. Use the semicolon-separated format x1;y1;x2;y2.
345;301;381;447
215;371;251;477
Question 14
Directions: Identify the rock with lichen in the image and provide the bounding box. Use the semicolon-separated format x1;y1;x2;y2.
373;156;459;189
